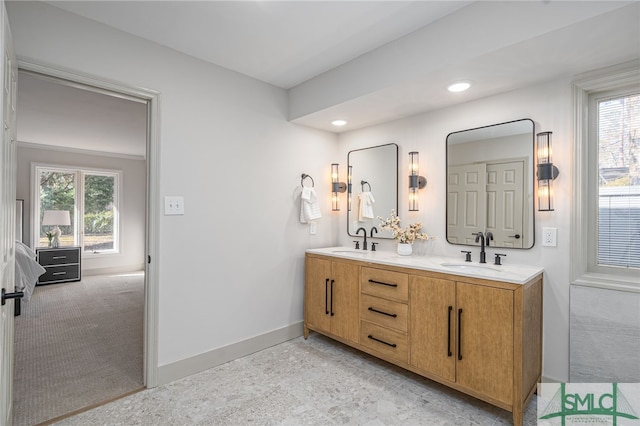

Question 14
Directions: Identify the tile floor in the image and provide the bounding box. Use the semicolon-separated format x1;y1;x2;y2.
54;334;538;425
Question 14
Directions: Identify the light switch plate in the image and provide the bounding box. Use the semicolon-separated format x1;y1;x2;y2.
542;227;557;247
164;196;184;215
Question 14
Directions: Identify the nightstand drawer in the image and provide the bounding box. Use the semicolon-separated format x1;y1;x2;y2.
39;265;80;284
38;248;80;266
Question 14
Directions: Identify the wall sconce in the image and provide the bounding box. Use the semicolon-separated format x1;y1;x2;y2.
347;165;353;211
331;163;347;211
536;131;560;211
408;151;427;211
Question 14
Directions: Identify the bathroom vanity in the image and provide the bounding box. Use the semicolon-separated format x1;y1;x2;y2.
304;247;543;426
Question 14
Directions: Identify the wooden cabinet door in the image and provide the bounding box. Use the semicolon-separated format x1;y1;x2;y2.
409;275;456;382
330;261;359;343
305;257;332;334
456;282;514;405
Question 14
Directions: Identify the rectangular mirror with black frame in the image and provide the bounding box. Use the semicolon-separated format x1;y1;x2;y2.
446;119;535;249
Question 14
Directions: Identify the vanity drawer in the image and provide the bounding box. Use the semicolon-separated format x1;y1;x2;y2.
360;320;408;363
360;294;408;332
361;267;408;302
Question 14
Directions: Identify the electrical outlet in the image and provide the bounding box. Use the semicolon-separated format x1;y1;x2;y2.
164;196;185;215
542;227;557;247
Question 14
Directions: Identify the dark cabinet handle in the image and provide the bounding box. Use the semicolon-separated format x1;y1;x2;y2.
457;308;463;360
325;279;329;315
367;334;397;348
330;279;335;316
368;279;397;288
367;307;397;318
447;306;453;357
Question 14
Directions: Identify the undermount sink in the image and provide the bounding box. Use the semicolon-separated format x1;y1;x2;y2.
331;250;366;254
440;262;502;273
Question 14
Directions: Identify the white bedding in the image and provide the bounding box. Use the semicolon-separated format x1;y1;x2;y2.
15;241;46;303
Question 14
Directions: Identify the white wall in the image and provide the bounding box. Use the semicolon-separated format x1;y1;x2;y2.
337;79;573;382
7;2;338;369
16;144;146;274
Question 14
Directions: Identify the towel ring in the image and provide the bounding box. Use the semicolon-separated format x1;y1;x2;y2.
361;180;371;192
301;173;315;188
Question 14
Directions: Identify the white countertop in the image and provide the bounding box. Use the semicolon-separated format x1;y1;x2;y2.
306;246;543;285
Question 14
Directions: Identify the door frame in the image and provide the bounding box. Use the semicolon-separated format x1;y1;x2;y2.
17;59;160;387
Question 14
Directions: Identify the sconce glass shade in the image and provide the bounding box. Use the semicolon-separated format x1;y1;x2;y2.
331;163;340;211
408;152;426;211
331;163;347;211
347;165;353;211
537;131;559;211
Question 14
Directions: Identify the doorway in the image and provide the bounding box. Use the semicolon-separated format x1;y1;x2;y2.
12;62;159;423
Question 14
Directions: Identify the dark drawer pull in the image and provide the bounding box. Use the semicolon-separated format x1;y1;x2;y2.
368;279;397;288
52;256;67;260
367;334;397;348
368;307;397;318
52;272;67;276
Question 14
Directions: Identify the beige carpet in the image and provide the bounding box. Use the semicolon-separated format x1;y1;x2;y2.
13;272;144;426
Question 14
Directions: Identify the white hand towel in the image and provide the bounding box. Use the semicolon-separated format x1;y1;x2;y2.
300;187;322;223
358;191;375;221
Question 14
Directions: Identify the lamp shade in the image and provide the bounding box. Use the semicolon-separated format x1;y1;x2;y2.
42;210;71;226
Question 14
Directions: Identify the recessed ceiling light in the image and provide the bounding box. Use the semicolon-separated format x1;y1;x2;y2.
331;119;348;127
447;81;471;93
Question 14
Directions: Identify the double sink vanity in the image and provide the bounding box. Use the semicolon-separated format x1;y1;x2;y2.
304;118;543;425
304;247;542;426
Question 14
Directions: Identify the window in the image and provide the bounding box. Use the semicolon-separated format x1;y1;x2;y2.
572;61;640;290
593;92;640;269
34;165;121;255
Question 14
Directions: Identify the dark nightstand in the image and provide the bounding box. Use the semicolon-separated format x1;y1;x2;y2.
36;246;82;285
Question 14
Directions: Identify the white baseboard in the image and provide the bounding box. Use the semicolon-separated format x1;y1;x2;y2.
82;264;145;277
156;322;304;386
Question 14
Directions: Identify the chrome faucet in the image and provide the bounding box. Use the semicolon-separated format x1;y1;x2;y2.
473;231;493;263
356;227;368;250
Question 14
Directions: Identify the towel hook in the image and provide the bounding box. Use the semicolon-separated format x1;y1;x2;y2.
361;180;371;192
301;173;315;188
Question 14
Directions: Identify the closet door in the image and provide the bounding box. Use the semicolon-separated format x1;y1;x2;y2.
447;163;487;244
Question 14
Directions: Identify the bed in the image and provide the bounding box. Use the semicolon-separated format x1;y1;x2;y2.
15;240;46;315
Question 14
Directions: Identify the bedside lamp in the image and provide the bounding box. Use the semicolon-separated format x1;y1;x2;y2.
42;210;71;247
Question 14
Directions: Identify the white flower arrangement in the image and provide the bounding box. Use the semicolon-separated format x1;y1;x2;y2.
377;210;433;244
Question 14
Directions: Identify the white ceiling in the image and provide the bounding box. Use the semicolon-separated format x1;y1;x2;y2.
17;72;148;158
15;1;640;155
45;1;472;89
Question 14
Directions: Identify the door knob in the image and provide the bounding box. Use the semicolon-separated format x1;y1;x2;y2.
1;288;24;306
508;234;521;239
